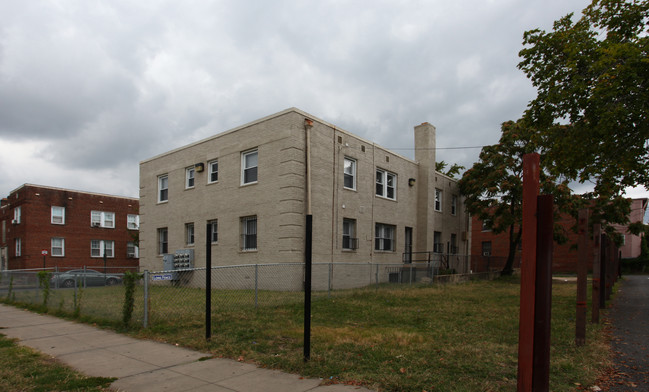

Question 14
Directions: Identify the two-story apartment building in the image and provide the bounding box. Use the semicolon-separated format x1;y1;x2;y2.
139;108;470;277
0;184;140;271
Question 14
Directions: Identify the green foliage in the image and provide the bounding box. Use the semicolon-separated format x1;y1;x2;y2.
122;271;143;326
435;161;465;179
518;0;649;195
36;271;51;309
73;280;84;318
5;276;13;302
458;118;577;274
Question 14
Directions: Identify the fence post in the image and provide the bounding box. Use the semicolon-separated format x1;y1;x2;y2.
328;262;332;298
205;223;212;341
255;264;259;309
375;263;379;288
591;224;601;323
143;270;149;328
576;209;588;346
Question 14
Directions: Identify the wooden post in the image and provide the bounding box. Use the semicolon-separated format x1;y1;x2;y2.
517;153;540;392
532;195;553;391
591;224;601;323
576;209;588;346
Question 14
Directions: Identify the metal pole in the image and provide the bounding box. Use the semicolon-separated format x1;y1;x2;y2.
304;214;313;362
575;209;588;346
143;270;149;328
206;223;212;341
254;264;258;309
517;153;540;392
328;262;332;298
591;224;601;323
532;194;553;391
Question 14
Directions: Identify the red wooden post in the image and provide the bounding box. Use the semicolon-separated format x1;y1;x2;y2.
517;153;540;392
532;194;553;391
576;209;588;345
591;224;601;323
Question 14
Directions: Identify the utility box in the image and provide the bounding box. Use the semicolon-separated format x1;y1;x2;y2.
173;249;194;269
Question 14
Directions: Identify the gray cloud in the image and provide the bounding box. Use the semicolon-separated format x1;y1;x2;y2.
4;0;644;201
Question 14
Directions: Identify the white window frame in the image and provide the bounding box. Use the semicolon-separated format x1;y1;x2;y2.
91;211;115;228
186;223;195;246
434;189;443;212
185;166;195;189
90;240;114;258
433;231;443;253
241;149;258;185
15;238;21;256
51;206;65;225
51;237;65;257
241;216;258;251
13;206;21;224
127;241;139;258
158;174;169;202
127;214;140;230
376;169;397;200
344;157;356;190
375;223;395;252
209;220;218;243
158;228;168;254
208;160;219;184
451;195;458;216
342;218;358;250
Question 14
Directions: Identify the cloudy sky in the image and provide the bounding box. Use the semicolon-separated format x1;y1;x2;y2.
1;0;647;206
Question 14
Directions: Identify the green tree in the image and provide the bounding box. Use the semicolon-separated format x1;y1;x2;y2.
518;0;649;197
436;161;465;179
459;119;576;275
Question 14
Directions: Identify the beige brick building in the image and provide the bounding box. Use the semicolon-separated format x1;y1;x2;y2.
139;108;470;275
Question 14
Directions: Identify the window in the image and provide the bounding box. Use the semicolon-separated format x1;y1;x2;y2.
158;174;169;202
186;223;195;246
242;149;258;185
186;166;195;189
451;195;458;216
15;238;21;256
433;231;443;253
450;233;458;254
51;206;65;224
91;211;115;228
127;242;139;258
482;241;492;257
51;238;65;257
376;169;397;200
241;216;257;251
343;157;356;190
91;240;114;258
13;206;21;224
342;219;358;250
375;223;395;251
434;189;442;212
209;220;218;243
158;228;168;254
208;160;218;183
127;214;140;230
482;219;492;232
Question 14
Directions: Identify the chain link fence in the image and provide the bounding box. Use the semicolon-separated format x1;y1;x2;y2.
1;256;506;329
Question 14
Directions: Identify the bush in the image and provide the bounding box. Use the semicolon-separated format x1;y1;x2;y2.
122;271;143;327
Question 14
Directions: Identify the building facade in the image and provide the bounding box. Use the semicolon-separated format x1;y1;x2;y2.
139;108;470;276
471;198;647;273
0;184;140;271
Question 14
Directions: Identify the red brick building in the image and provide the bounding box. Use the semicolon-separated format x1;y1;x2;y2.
470;198;646;274
0;184;139;271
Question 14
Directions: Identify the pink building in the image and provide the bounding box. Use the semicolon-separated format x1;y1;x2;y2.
612;198;648;259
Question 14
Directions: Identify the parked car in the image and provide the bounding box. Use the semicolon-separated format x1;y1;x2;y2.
50;269;123;288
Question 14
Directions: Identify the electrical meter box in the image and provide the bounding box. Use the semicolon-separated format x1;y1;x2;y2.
173;249;194;269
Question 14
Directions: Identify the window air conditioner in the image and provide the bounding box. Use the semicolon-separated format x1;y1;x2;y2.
11;219;18;224
483;251;491;257
92;222;101;227
127;253;135;258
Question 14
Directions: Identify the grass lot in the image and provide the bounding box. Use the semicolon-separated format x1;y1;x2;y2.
0;334;115;392
3;277;611;392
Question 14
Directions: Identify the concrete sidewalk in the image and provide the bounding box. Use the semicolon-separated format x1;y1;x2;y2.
0;304;373;392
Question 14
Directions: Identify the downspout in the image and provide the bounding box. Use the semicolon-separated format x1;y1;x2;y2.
304;118;313;215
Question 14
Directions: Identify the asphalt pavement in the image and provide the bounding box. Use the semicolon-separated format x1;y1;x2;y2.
0;304;373;392
604;274;649;391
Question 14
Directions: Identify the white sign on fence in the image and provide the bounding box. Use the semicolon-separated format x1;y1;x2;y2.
152;274;174;281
